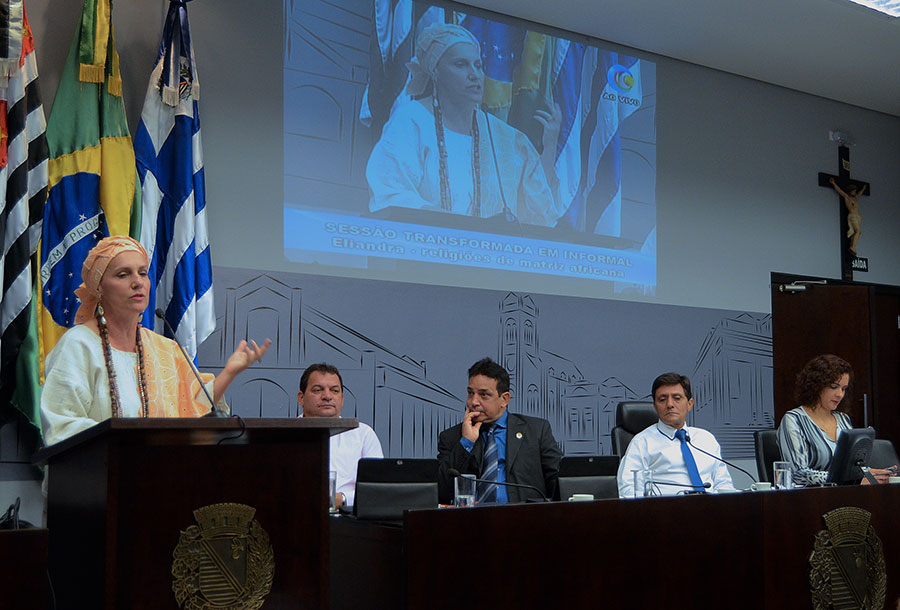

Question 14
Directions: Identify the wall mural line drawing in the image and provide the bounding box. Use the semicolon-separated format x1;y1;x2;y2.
199;268;773;460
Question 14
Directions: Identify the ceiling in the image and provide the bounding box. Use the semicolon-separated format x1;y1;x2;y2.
462;0;900;117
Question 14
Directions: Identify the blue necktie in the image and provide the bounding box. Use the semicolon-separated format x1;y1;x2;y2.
478;425;498;503
675;428;705;491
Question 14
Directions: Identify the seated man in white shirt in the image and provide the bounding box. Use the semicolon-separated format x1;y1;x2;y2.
617;372;734;497
298;363;384;508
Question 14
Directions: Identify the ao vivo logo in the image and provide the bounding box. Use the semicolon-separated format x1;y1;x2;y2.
608;64;635;92
604;63;641;106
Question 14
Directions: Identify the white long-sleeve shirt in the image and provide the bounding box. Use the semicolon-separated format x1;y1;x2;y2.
617;421;735;498
300;415;384;506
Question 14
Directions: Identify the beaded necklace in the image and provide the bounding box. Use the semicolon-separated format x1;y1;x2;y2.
433;92;481;216
96;303;150;418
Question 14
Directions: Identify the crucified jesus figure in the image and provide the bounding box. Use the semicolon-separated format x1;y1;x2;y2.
829;176;866;256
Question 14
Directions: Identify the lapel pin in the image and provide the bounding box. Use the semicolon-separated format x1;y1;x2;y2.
516;432;523;440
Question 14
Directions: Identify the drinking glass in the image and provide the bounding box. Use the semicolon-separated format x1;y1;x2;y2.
328;470;338;512
454;474;477;507
773;461;793;490
632;468;654;498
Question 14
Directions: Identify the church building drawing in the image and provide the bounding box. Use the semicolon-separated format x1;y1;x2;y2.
199;273;773;460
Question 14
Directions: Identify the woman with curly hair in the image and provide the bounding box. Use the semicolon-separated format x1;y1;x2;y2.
776;354;892;486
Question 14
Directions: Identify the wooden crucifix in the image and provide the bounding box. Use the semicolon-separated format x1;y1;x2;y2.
818;145;870;280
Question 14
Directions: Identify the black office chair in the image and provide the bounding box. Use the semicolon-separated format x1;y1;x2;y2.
869;438;900;469
354;458;439;520
557;455;620;500
753;429;782;483
610;401;657;456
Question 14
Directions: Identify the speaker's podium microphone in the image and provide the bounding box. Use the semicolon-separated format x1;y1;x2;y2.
447;468;550;502
154;308;228;418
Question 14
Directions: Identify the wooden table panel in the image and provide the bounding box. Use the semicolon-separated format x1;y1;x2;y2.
334;485;900;609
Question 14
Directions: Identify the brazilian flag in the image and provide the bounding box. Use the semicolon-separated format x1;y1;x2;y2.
37;0;139;368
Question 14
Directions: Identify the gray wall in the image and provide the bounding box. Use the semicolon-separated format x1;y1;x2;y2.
198;268;772;463
657;60;900;311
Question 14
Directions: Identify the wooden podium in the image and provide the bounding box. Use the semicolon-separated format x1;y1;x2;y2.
34;417;356;610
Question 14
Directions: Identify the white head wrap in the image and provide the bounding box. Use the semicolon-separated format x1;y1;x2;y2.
405;23;481;97
74;236;149;324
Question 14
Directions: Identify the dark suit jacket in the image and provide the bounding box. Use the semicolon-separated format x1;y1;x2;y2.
437;412;562;504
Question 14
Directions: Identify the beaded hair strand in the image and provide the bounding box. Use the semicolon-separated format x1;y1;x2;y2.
134;325;150;415
433;89;481;216
96;301;150;418
433;92;453;211
470;109;481;218
96;304;121;417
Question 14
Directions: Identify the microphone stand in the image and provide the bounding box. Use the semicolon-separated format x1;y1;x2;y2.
856;460;880;486
645;480;711;496
686;433;757;484
448;469;550;502
154;308;228;418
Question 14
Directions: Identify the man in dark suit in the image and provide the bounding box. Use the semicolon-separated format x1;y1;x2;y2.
437;357;562;504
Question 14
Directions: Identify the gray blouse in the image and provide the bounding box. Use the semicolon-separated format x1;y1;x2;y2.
776;407;853;486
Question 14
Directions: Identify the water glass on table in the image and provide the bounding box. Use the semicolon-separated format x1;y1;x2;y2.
329;470;338;513
632;468;655;498
772;461;793;490
454;474;477;507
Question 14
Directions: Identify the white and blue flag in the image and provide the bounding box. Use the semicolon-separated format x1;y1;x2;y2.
133;0;213;358
558;50;642;235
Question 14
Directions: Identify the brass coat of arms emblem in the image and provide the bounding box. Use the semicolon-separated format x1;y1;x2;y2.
809;507;885;610
172;503;275;610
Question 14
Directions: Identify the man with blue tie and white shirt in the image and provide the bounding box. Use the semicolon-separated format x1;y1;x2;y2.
617;372;735;497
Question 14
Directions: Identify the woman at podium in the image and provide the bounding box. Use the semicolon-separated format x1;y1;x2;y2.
776;354;891;486
40;236;271;445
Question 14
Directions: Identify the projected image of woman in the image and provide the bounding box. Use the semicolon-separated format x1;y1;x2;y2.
366;23;565;226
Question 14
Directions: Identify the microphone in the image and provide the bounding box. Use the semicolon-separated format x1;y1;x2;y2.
447;468;550;502
483;111;520;228
154;308;228;418
685;433;757;483
645;479;711;495
855;459;881;486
